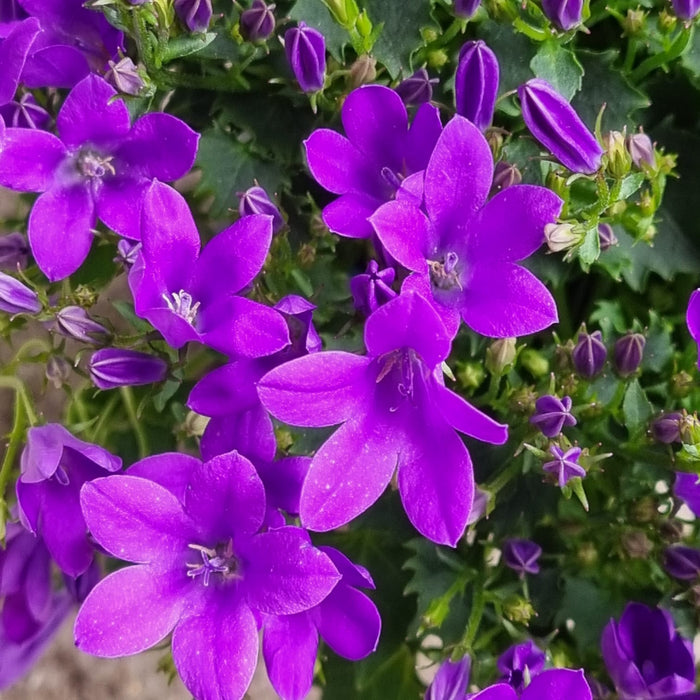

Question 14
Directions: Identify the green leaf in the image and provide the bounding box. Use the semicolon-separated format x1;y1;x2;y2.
355;643;423;699
617;172;646;200
590;299;628;334
289;0;349;61
578;224;600;268
622;378;653;435
530;41;583;101
161;32;218;63
641;311;674;373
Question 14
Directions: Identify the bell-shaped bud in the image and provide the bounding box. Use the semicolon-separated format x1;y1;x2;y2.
530;394;576;438
0;271;40;315
52;306;109;344
613;332;646;376
485;337;516;375
572;328;607;378
597;223;618;251
627;130;655;169
605;130;632;178
0;93;50;130
491;161;522;195
518;78;603;174
455;40;499;132
105;56;144;96
541;0;583;30
0;232;29;270
664;545;700;581
395;68;438;106
174;0;212;32
453;0;481;18
284;22;326;93
88;348;168;390
651;412;683;444
348;54;377;88
45;355;71;389
349;260;396;317
545;222;580;252
238;186;284;233
240;0;276;42
672;0;700;20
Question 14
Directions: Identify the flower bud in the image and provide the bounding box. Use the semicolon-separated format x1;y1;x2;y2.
284;22;326;93
458;362;485;390
503;596;536;625
238;186;284;233
395;68;438;106
623;7;647;34
52;306;109;344
455;40;499;132
0;232;29;270
518;78;603;174
454;0;481;18
572;329;607;378
88;348;168;390
622;531;653;559
651;412;683;444
239;0;276;42
174;0;212;32
613;332;645;376
348;54;377;88
541;0;583;30
597;223;618;251
485;128;504;157
485;337;516;375
530;394;576;438
502;538;542;576
627;130;655;169
427;49;449;69
658;8;678;31
0;271;40;314
45;355;71;389
350;260;396;317
664;545;700;581
604;130;632;178
671;0;700;20
105;56;144;96
0;93;50;130
544;222;580;252
509;385;537;414
490;161;522;195
115;240;141;268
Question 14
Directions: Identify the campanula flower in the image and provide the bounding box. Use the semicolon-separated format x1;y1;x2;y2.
672;0;700;20
543;445;585;487
0;17;40;104
104;56;144;96
239;185;284;233
572;329;607;378
470;669;592;699
240;0;276;42
0;92;49;129
530;394;576;437
453;0;481;18
497;640;546;691
174;0;212;32
687;289;699;368
425;656;471;700
396;68;438;106
0;74;199;280
541;0;584;30
258;291;508;546
370;115;561;339
455;40;499;131
0;271;40;314
613;332;646;376
627;131;655;169
51;306;109;344
664;545;700;580
304;84;442;237
88;348;168;390
350;260;397;317
675;473;700;517
502;539;542;576
285;22;326;93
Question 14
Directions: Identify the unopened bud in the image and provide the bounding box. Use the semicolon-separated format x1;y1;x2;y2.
348;54;377;88
503;596;536;625
671;370;694;398
88;348;168;390
105;56;144;96
455;40;499;132
239;0;276;42
490;161;522;195
572;328;607;378
545;223;580;252
651;412;683;444
239;186;284;233
427;49;449;69
395;68;438;106
623;7;646;35
613;332;645;376
486;337;516;375
0;271;40;315
0;232;29;271
597;223;618;251
658;8;678;31
45;355;71;389
621;531;653;558
627;130;655;169
457;361;486;390
630;496;657;524
604;130;632;178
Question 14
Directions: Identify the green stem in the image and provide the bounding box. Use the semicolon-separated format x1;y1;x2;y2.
120;387;148;459
454;582;486;656
0;377;38;426
485;459;522;496
0;384;28;532
630;28;692;82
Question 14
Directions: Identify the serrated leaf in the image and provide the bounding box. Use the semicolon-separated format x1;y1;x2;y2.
618;172;646;200
641;311;674;373
530;41;583;101
622;379;653;435
161;32;218;62
578;225;600;267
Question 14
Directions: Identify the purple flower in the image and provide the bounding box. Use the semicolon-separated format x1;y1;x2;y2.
258;291;508;546
664;545;700;581
88;348;168;390
240;0;276;42
541;0;584;30
543;445;585;487
74;450;341;700
0;74;199;281
0;271;40;314
502;538;542;576
129;182;289;357
396;68;438;106
238;185;284;233
453;0;481;19
174;0;212;32
518;79;603;174
115;239;141;268
16;424;121;576
0;92;50;129
613;332;646;376
627;131;655;169
675;473;700;517
51;306;109;344
672;0;700;20
425;656;471;700
350;260;397;317
0;232;29;270
601;602;696;698
304;84;442;238
498;640;546;691
370;115;561;339
455;40;499;132
471;669;592;699
530;394;576;438
285;22;326;93
104;56;144;96
572;329;607;378
651;412;683;444
687;289;699;368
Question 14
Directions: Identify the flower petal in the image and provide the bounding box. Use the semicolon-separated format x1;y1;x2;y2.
434;384;508;445
471;684;517;700
401;273;461;339
21;45;90;89
0;128;66;192
199;408;277;464
128;452;200;503
96;176;149;241
188;359;267;416
522;669;592;700
0;18;40;104
322;192;381;238
405;102;442;173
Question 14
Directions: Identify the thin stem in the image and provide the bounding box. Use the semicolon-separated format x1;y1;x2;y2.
0;385;27;536
120;386;148;459
0;377;38;426
485;458;522;496
454;581;486;656
630;28;692;82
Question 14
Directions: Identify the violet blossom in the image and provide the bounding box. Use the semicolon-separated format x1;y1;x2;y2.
672;0;700;20
502;538;542;576
350;260;397;317
425;656;471;700
0;74;199;281
497;640;546;691
0;92;50;129
285;22;326;93
0;17;40;105
174;0;212;32
75;450;342;700
239;185;284;233
88;348;168;390
470;669;592;699
530;394;576;438
240;0;276;42
304;84;442;238
258;291;508;546
688;289;699;368
541;0;584;30
369;115;561;339
543;445;585;487
396;68;438;106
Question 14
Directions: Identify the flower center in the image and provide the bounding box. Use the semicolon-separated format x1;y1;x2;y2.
428;251;462;291
186;540;238;586
53;463;70;486
163;290;200;325
77;149;116;179
374;348;428;413
380;166;404;192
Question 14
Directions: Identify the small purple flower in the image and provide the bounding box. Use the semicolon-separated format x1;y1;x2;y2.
240;0;276;42
425;656;471;700
627;131;655;169
687;289;699;368
51;306;109;344
572;329;607;378
518;79;603;174
396;68;438;106
543;445;585;487
453;0;481;19
613;332;646;376
601;602;696;699
129;182;289;358
115;240;141;268
304;84;442;238
88;348;168;390
502;538;542;576
672;0;700;20
675;473;700;517
349;260;397;317
0;232;29;270
0;74;199;281
597;223;618;251
651;412;683;444
0;271;40;314
530;394;576;438
258;291;508;546
104;56;144;96
239;185;284;233
0;92;50;130
541;0;584;30
497;640;546;692
16;424;121;576
74;451;341;700
455;40;499;132
470;669;592;700
664;545;700;581
285;22;326;93
174;0;212;32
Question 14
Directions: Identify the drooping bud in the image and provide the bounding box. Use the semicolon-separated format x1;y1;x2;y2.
240;0;276;42
454;40;499;132
88;348;168;390
542;0;583;30
453;0;481;18
530;394;576;438
518;78;603;174
613;332;646;376
502;538;542;577
174;0;212;32
238;186;284;233
52;306;109;344
0;232;29;270
604;130;632;178
627;130;655;169
350;260;396;317
274;294;322;354
104;56;144;96
0;271;40;314
664;545;700;580
544;222;580;252
284;22;326;93
45;355;71;389
572;329;607;378
0;93;50;130
671;0;700;20
395;68;438;106
597;223;618;251
651;412;683;444
485;337;516;375
490;161;522;195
